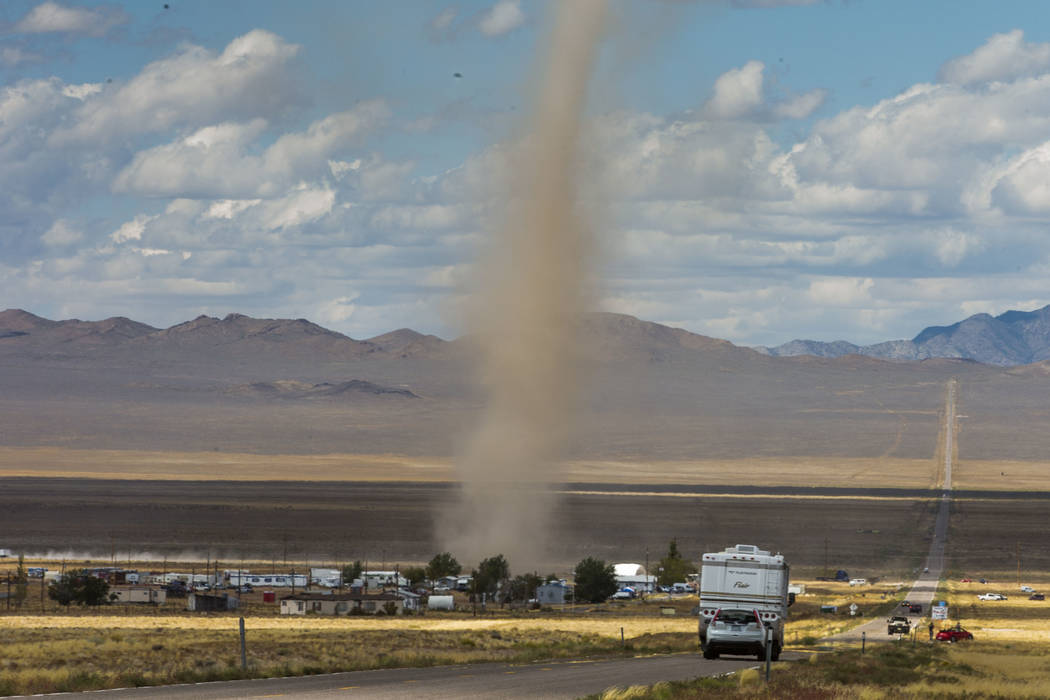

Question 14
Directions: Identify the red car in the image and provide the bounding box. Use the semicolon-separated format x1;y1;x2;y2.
935;627;974;642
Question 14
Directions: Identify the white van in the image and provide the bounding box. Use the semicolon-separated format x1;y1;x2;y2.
849;578;868;586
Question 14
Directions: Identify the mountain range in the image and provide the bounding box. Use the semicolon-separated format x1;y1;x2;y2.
7;304;1050;368
756;304;1050;366
3;305;1049;462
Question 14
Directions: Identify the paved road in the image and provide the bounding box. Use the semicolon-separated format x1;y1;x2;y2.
13;653;799;699
826;379;956;645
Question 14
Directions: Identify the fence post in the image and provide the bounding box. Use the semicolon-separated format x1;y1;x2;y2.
239;617;247;670
861;631;866;654
765;627;772;682
621;626;625;649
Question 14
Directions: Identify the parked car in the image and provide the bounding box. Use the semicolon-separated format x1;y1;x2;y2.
960;578;972;583
977;593;1007;601
1030;593;1045;601
1021;586;1035;593
609;590;634;600
936;627;974;642
849;578;868;587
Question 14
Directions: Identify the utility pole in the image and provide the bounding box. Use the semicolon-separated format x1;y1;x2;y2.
824;537;829;579
645;547;650;597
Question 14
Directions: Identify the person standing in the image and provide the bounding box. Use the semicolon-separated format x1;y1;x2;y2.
928;621;934;641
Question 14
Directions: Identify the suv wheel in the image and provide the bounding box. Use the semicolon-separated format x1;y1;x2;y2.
703;647;719;660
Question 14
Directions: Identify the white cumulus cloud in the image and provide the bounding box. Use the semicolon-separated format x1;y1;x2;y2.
706;60;766;120
14;1;127;36
52;30;301;147
479;0;524;36
939;30;1050;86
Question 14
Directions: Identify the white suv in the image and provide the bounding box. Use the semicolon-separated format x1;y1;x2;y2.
702;608;774;660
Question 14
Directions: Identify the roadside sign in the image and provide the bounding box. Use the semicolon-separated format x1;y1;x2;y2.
932;605;948;620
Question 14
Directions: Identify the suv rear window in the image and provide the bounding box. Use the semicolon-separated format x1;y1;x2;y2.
717;610;756;625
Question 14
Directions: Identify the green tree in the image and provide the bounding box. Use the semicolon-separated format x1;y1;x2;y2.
402;566;427;587
47;569;110;606
472;554;509;596
573;557;618;603
657;538;696;586
425;552;462;581
508;573;543;602
342;560;363;584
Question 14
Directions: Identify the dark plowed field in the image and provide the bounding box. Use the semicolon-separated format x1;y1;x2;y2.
2;477;948;574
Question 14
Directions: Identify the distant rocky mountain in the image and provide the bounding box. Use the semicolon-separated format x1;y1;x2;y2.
365;328;448;358
757;304;1050;366
227;379;419;400
0;308;751;366
0;310;446;362
0;309;156;345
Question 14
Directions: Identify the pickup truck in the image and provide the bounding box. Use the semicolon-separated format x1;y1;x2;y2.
887;616;911;635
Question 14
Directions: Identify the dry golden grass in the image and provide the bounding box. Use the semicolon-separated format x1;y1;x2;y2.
934;578;1050;642
0;617;696;696
0;445;938;488
953;459;1050;491
782;580;907;643
0;613;699;636
0;446;453;481
565;457;938;489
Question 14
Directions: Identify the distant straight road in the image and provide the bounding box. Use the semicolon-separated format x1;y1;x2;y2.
827;378;956;644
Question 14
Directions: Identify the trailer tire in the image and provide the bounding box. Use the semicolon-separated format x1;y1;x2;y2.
771;642;781;661
703;647;719;660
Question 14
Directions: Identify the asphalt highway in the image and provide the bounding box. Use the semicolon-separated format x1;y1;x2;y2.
826;379;956;645
28;653;797;699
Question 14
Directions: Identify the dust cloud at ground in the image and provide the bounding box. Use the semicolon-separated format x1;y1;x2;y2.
439;0;608;571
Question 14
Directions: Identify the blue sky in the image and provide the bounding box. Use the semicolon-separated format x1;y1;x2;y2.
4;0;1050;346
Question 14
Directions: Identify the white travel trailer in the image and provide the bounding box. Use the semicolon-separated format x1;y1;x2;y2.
242;573;307;588
698;544;792;661
310;568;342;588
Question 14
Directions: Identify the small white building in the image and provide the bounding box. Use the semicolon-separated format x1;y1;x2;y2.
610;563;656;593
242;573;308;588
110;587;166;604
362;571;408;589
536;582;572;605
397;589;422;611
427;595;455;611
310;568;342;588
280;592;404;616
